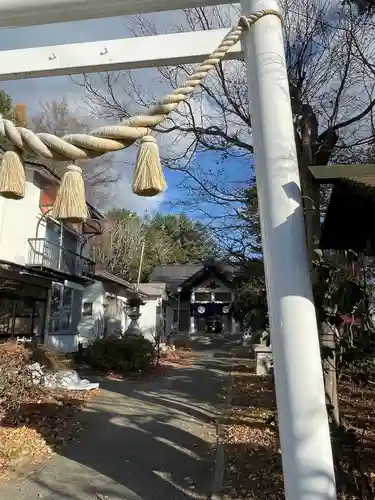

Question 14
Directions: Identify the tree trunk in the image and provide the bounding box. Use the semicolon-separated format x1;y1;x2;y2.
321;320;340;426
297;128;340;424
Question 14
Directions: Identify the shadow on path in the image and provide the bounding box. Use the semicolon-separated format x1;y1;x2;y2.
0;336;237;500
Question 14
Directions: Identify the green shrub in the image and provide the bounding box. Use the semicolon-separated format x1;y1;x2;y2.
87;336;155;374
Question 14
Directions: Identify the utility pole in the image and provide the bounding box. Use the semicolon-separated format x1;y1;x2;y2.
136;241;145;291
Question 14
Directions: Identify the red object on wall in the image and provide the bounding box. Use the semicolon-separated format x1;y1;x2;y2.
39;188;57;215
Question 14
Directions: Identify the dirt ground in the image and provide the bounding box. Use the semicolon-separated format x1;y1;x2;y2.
221;361;375;499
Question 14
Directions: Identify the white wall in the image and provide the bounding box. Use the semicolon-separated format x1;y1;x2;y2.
78;281;106;347
78;283;129;347
0;168;90;268
0;169;105;353
47;333;79;354
139;298;159;342
69;284;166;347
0;170;47;265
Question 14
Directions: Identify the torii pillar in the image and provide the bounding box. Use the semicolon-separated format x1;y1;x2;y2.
240;0;336;498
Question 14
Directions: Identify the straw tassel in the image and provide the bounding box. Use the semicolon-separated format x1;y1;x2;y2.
132;136;167;197
0;150;26;200
50;164;89;223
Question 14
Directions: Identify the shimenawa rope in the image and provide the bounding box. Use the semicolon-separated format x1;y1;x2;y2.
0;9;282;222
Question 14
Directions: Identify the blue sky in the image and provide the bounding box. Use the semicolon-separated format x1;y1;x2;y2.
0;10;252;220
161;149;253;223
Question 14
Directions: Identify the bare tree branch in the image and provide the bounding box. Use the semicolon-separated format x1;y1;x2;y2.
76;0;375;259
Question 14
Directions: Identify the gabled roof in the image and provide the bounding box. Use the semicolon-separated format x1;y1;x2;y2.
95;269;148;299
138;282;167;298
95;269;133;289
149;260;238;295
319;180;375;253
309;164;375;253
309;163;375;188
149;263;203;287
149;259;265;295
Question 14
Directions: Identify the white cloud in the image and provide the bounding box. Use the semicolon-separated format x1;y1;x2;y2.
99;147;166;215
109;175;165;215
0;5;237;214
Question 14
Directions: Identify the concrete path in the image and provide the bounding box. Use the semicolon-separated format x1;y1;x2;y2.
0;336;237;500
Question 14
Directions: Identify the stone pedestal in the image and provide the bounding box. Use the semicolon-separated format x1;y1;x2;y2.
126;319;141;336
253;344;273;376
125;296;147;338
125;308;142;337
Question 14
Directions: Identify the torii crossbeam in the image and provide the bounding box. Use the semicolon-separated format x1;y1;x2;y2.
0;0;336;498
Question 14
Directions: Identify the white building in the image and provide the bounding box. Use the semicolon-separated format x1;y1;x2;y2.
79;269;148;348
0;159;244;350
0;159;146;352
146;260;240;336
137;282;167;341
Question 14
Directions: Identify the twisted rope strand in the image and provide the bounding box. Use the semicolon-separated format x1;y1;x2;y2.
0;9;282;162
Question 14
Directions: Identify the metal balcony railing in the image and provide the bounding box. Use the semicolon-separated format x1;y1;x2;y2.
27;238;95;278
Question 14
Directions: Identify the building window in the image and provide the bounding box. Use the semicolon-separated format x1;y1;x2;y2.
45;220;79;275
214;292;232;302
49;284;62;333
48;283;75;334
0;277;48;340
82;302;93;316
13;300;33;335
46;220;79;252
195;292;211;302
61;286;73;330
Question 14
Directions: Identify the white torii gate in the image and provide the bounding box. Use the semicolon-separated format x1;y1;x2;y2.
0;0;336;498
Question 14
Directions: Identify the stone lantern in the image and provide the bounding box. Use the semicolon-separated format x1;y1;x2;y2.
125;295;143;336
